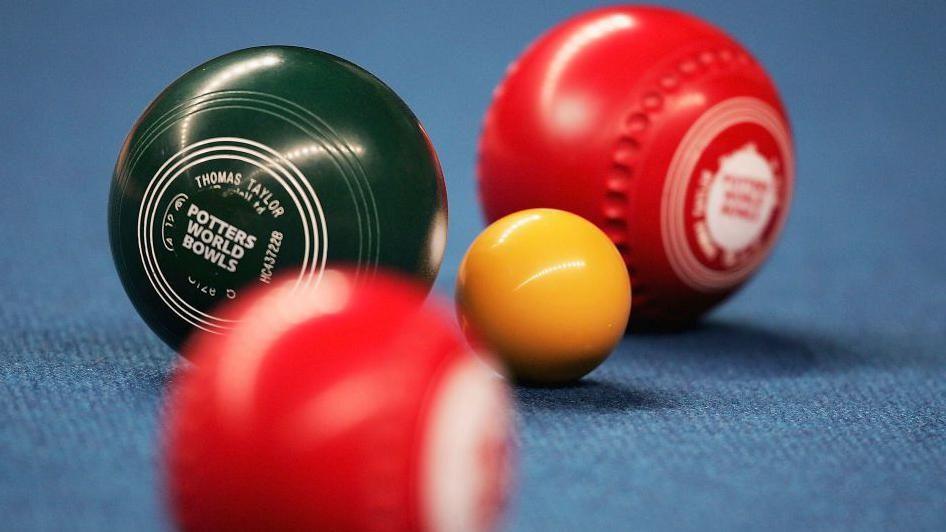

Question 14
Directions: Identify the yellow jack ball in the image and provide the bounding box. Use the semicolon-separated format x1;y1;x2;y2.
457;209;632;385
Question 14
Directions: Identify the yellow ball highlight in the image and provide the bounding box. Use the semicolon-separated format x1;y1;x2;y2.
456;209;632;385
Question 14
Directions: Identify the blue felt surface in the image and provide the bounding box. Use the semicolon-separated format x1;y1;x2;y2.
1;1;945;531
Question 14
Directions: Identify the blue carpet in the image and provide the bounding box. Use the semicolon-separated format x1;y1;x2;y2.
1;1;944;530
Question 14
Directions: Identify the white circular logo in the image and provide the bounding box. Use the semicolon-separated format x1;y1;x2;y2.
704;143;778;253
136;137;328;335
661;97;793;292
421;357;512;532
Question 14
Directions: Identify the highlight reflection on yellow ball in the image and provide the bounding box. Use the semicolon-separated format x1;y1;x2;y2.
457;209;631;385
